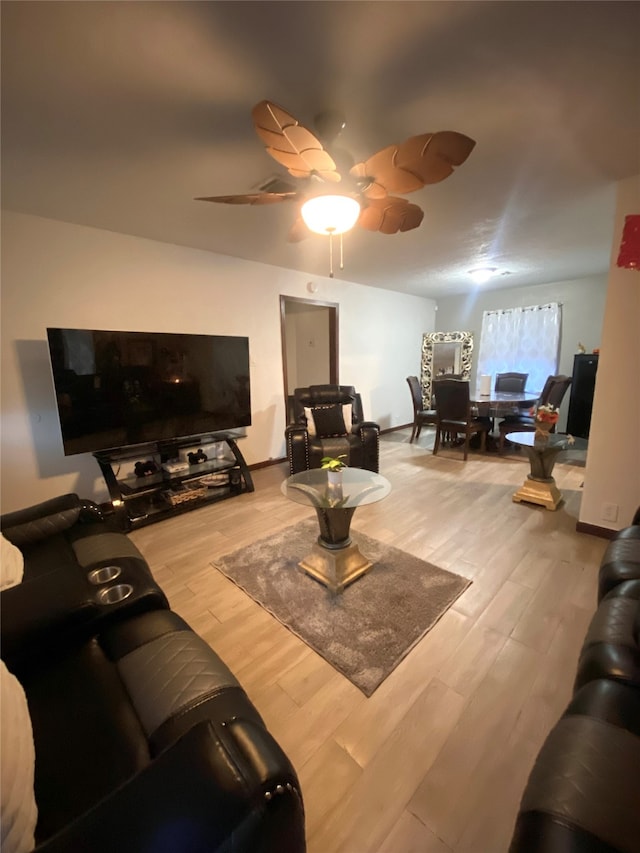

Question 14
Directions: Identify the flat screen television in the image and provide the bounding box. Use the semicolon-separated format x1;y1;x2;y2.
46;328;251;456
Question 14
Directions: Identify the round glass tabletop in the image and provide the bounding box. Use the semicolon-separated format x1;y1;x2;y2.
505;432;588;451
282;468;391;509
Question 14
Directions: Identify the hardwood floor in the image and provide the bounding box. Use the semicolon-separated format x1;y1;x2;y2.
129;429;607;853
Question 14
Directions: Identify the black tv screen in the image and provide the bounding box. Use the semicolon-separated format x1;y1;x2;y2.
46;328;251;456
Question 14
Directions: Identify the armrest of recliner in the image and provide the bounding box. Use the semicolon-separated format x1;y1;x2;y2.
353;421;380;473
352;419;380;435
1;561;169;673
1;494;105;548
1;569;100;670
35;719;306;853
285;424;311;475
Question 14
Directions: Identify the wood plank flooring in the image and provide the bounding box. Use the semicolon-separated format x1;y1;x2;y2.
129;429;607;853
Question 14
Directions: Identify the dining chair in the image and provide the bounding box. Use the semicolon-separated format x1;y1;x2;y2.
433;379;491;461
495;372;529;393
406;375;437;442
491;372;529;427
498;374;572;451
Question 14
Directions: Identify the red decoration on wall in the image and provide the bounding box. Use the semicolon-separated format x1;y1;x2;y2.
616;214;640;270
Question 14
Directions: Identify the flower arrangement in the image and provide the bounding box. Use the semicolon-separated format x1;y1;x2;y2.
530;403;559;425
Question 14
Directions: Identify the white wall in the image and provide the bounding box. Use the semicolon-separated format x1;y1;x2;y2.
580;176;640;529
434;275;608;430
0;211;436;512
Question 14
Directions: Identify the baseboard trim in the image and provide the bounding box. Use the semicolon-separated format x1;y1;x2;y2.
575;521;617;540
380;423;414;435
249;457;286;470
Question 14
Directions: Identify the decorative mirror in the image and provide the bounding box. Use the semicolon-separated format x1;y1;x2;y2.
420;331;474;405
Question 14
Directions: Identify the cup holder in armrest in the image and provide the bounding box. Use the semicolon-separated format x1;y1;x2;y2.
88;565;122;585
97;583;133;605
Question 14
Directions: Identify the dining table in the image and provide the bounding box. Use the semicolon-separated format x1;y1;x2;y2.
470;387;541;407
470;387;541;421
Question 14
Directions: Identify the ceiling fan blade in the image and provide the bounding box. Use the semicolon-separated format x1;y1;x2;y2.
195;192;299;205
252;100;341;182
351;131;476;197
395;132;476;185
428;131;476;166
358;197;424;234
266;148;342;183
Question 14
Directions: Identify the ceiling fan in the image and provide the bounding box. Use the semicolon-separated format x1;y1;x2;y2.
196;100;475;275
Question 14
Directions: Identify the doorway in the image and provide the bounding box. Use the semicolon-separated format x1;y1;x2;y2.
280;295;339;423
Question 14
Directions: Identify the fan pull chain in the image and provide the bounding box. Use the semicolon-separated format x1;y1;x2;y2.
328;229;334;278
324;228;348;278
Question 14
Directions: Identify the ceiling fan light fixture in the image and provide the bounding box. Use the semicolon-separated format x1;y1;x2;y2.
199;100;475;279
301;195;361;236
469;267;497;284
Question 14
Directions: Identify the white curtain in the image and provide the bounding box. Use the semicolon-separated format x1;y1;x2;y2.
476;303;561;394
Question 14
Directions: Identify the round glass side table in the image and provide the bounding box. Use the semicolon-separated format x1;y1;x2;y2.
506;432;588;510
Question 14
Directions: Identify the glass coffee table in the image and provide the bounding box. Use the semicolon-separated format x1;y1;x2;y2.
506;432;588;511
281;468;391;593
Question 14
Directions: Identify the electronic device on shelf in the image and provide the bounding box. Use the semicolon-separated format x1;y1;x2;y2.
162;460;190;474
45;327;251;456
134;460;158;477
187;448;208;465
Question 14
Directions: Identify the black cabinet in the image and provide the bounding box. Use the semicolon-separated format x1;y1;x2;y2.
94;432;254;530
566;353;599;438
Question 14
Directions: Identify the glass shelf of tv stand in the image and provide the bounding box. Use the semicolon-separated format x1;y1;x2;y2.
94;431;254;529
118;456;237;496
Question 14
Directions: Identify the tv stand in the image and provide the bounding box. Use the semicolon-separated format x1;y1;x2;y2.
94;432;254;530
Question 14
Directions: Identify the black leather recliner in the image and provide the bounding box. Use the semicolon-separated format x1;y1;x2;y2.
509;678;640;853
285;384;380;475
12;608;306;853
509;511;640;853
597;512;640;600
1;495;306;853
1;493;169;669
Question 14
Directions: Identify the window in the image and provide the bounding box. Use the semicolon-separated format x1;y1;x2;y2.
476;303;561;393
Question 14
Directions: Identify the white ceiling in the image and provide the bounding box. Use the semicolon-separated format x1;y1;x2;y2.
2;1;639;299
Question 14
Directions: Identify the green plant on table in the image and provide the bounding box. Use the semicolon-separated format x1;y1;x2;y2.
320;455;348;471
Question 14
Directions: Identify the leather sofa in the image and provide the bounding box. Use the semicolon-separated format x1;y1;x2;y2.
1;495;306;853
285;384;380;475
509;512;640;852
598;516;640;601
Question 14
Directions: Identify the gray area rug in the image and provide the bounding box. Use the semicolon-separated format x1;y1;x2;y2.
212;518;471;696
